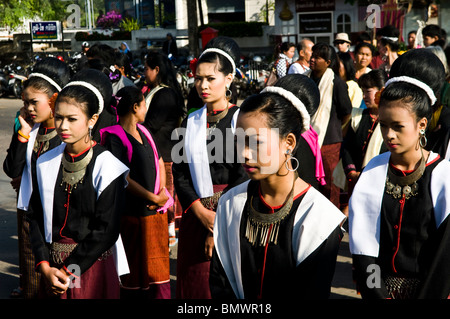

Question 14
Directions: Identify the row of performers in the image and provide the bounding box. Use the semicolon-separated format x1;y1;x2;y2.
5;41;450;299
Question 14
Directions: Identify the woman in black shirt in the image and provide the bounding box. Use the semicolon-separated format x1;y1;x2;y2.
142;51;186;244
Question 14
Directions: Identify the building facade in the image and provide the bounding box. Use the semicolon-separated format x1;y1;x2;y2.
270;0;450;47
28;0;450;54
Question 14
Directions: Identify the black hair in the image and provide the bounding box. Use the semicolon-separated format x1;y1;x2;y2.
432;26;447;49
86;43;123;83
337;51;356;81
24;57;70;96
85;43;101;58
275;74;320;116
145;50;184;113
88;58;122;84
422;24;442;39
311;42;340;75
239;74;319;152
377;25;400;52
380;49;445;121
146;51;178;88
377;25;399;38
354;42;375;56
276;42;295;56
198;36;241;77
358;69;387;90
379;37;399;52
115;51;132;76
57;68;113;118
115;86;144;117
86;43;116;66
356;32;371;44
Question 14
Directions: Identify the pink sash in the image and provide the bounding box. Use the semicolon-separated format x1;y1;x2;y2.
301;126;326;186
100;124;173;213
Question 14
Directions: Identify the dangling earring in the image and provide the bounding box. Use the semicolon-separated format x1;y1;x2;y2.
88;125;93;140
285;149;299;172
49;92;58;120
225;85;232;100
419;129;427;148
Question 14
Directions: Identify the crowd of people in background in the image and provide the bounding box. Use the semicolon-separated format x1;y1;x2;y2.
273;23;450;216
267;22;450;299
4;21;450;300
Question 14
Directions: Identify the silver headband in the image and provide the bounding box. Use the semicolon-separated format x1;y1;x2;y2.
261;86;310;133
28;73;62;92
385;76;437;105
64;81;104;115
199;48;236;78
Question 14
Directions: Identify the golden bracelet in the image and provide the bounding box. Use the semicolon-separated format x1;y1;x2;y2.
18;129;30;140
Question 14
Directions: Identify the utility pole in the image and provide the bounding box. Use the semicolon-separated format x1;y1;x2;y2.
197;0;204;27
187;0;199;57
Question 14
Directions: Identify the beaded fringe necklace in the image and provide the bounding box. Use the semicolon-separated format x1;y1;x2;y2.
385;152;425;200
245;174;297;246
61;147;93;193
33;130;57;153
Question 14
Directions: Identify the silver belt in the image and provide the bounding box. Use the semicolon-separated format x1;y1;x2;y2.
385;275;420;299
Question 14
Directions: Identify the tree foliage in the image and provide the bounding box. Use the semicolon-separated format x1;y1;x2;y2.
0;0;66;30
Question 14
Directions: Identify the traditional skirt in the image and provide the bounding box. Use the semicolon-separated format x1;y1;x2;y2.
320;142;341;208
176;184;227;299
120;213;171;299
165;162;182;230
17;208;40;299
40;238;119;299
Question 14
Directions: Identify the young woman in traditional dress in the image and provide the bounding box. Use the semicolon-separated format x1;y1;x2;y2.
349;49;450;299
210;75;346;299
309;43;353;208
273;74;325;189
3;58;70;298
100;85;172;298
377;28;399;76
28;69;130;299
141;51;186;246
172;37;248;299
337;69;388;217
186;37;240;114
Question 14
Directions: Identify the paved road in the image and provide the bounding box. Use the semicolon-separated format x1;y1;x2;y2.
0;98;360;299
0;98;25;299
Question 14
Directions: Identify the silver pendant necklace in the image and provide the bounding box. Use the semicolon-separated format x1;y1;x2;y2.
206;104;229;137
385;153;425;200
60;147;94;193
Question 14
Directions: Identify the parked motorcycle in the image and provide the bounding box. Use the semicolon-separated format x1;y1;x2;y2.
0;68;10;97
236;56;269;99
4;64;27;99
175;64;195;99
170;54;195;99
67;51;83;76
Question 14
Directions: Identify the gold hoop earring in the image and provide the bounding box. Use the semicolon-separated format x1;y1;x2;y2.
419;129;427;148
285;149;299;172
225;86;232;100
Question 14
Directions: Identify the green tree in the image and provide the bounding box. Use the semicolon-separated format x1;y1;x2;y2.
0;0;66;30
